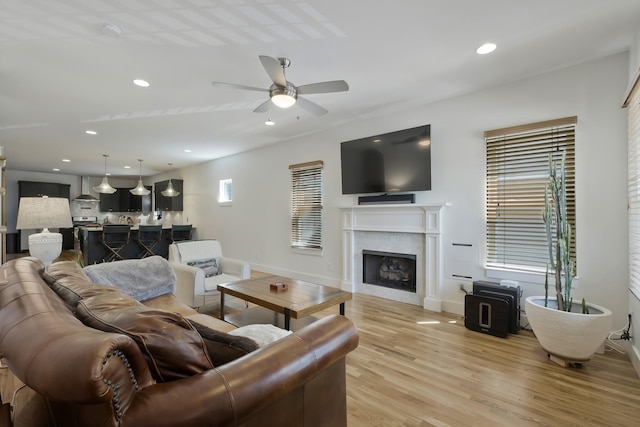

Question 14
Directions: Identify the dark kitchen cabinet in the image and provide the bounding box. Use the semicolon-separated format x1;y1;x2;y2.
19;181;70;198
154;180;183;211
99;187;152;212
99;191;119;212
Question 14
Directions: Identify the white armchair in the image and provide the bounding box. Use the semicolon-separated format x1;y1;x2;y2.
168;239;251;309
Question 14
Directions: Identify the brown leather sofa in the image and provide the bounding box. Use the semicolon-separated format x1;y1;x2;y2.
0;257;359;427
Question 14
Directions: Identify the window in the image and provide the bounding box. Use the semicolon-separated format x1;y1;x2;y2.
485;116;577;274
625;81;640;299
290;161;323;251
219;178;232;205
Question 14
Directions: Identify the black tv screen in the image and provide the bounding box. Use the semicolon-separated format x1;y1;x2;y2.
340;124;431;194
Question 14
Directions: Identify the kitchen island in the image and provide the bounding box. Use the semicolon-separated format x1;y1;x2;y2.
79;225;195;265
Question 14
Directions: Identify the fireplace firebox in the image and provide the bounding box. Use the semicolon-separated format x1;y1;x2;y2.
362;250;417;293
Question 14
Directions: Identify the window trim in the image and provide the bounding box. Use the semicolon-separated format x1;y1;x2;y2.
484;116;577;277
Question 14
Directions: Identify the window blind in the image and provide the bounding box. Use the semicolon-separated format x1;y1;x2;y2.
290;160;323;250
626;81;640;299
485;116;577;273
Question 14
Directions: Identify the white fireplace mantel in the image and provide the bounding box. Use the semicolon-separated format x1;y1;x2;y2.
340;203;448;311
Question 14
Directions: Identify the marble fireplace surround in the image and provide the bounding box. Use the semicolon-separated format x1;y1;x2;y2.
340;203;447;311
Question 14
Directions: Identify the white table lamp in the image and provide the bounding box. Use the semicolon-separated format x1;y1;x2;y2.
16;196;73;266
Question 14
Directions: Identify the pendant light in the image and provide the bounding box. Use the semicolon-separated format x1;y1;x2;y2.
93;154;117;194
161;163;180;197
130;159;151;195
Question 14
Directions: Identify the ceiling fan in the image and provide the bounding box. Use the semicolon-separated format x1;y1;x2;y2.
212;55;349;116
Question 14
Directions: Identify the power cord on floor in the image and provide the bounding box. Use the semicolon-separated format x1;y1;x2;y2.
605;314;632;354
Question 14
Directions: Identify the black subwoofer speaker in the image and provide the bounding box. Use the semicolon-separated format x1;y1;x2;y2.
464;294;510;338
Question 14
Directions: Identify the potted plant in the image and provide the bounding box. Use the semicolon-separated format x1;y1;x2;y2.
524;153;612;367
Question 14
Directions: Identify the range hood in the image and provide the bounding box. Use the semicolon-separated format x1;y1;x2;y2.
74;176;100;202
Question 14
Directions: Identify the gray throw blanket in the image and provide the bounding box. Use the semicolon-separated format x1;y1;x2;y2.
84;256;176;301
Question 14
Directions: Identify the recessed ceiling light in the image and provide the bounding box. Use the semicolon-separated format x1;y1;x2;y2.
184;149;192;153
85;130;97;135
52;168;60;172
476;43;497;55
124;165;131;169
62;159;71;162
133;79;150;87
265;119;275;126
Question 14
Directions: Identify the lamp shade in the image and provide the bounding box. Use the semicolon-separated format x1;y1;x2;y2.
161;163;180;197
130;159;151;196
94;154;117;194
16;196;72;266
16;196;73;230
161;179;180;197
93;176;117;194
130;179;151;196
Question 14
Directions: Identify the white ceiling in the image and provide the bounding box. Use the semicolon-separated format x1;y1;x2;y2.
1;0;640;178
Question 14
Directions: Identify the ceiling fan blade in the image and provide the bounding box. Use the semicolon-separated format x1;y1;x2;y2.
212;82;269;92
253;99;271;113
259;55;287;87
297;80;349;95
297;96;328;116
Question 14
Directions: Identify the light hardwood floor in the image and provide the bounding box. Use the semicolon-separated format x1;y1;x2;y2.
222;287;640;427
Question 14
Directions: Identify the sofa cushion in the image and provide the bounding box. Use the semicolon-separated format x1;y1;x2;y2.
83;256;176;301
43;261;111;307
76;290;214;382
187;320;259;366
45;261;217;382
187;258;221;278
228;324;293;347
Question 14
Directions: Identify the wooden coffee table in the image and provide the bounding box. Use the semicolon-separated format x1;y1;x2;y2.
218;275;352;330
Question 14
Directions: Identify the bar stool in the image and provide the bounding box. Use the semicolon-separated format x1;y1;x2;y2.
170;224;192;243
100;225;131;262
135;225;163;258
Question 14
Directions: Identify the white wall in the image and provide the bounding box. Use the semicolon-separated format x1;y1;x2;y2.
178;52;630;331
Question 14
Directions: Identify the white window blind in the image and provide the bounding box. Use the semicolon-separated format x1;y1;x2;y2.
485;116;577;273
290;160;323;250
626;79;640;299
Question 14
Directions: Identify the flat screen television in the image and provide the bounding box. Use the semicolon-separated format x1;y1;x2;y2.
340;124;431;194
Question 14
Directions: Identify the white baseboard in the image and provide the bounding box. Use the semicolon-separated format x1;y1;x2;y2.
626;340;640;379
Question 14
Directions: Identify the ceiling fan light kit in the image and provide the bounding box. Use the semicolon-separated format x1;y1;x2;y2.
270;86;297;108
212;55;349;117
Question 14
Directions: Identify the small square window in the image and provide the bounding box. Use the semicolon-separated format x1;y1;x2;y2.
219;179;232;205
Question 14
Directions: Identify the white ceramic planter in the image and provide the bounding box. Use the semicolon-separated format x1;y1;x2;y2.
525;296;612;366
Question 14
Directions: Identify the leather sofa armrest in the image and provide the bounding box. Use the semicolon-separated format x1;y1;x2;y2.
3;321;153;408
169;262;205;308
120;314;359;427
218;257;251;279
